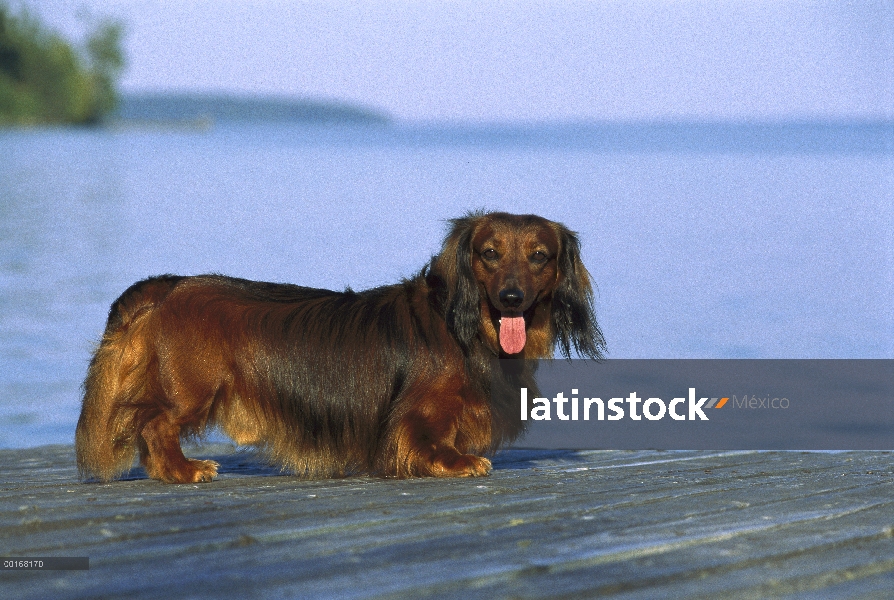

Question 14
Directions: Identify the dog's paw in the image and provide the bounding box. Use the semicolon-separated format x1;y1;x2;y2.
431;452;492;477
463;455;492;477
149;458;219;483
187;459;220;483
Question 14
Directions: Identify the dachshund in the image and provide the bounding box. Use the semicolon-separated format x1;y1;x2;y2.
75;211;605;483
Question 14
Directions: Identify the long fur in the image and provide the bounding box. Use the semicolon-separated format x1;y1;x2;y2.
75;211;605;483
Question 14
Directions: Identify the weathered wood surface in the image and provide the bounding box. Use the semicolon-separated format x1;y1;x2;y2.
1;444;893;599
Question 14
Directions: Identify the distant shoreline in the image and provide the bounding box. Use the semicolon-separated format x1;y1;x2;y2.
115;93;392;126
5;100;891;154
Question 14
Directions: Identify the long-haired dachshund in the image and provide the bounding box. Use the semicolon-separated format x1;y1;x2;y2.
76;211;605;483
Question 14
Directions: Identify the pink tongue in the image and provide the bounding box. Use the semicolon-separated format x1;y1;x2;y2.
499;315;526;354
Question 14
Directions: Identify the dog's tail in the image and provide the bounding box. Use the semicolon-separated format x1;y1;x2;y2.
75;275;183;481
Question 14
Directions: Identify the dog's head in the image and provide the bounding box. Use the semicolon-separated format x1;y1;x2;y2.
432;211;605;360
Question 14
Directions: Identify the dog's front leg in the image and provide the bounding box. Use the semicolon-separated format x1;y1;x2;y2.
387;389;492;478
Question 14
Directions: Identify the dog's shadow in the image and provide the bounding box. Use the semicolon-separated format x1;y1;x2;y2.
491;448;588;470
110;443;283;482
112;445;588;482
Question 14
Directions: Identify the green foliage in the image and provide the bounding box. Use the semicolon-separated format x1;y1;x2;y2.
0;3;124;125
85;19;124;120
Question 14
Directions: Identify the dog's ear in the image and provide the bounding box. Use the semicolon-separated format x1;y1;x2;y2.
432;213;482;350
552;225;606;360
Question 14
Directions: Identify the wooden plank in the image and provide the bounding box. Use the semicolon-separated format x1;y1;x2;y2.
1;444;893;598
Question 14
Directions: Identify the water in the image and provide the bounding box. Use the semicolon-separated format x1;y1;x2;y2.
1;122;892;448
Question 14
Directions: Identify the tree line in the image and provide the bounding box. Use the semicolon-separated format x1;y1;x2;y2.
0;2;123;125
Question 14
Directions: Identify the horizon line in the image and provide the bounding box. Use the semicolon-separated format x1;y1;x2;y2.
117;91;894;129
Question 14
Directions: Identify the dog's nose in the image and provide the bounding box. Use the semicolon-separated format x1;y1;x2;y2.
499;288;525;309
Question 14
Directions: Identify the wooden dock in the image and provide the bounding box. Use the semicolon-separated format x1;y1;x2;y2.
2;444;893;599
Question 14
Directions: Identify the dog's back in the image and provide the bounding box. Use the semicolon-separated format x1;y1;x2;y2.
75;274;450;481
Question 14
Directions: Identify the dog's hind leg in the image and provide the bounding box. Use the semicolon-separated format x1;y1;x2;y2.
138;413;219;483
137;374;221;483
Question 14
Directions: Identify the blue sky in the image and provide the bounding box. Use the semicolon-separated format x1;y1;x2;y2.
18;1;894;122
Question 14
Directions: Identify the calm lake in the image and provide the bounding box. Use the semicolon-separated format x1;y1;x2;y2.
1;122;891;447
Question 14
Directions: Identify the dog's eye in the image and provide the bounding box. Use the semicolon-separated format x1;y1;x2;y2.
482;248;498;261
530;251;548;263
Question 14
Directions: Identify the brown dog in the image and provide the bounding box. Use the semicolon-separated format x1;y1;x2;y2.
76;211;605;483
